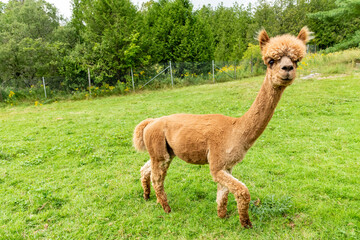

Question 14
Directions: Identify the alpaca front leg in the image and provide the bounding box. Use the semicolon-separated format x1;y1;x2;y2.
140;160;151;200
151;158;172;213
213;170;252;228
217;183;229;218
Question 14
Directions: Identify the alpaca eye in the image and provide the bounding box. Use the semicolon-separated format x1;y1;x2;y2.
268;59;275;65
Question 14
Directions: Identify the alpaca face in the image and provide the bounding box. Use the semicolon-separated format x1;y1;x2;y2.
258;27;312;87
266;55;298;87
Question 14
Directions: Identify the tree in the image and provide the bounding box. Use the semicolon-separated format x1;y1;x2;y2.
195;3;253;62
0;0;61;85
141;0;214;64
69;0;147;85
309;0;360;50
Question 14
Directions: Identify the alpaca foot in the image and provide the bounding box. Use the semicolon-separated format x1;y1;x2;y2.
143;193;150;200
217;209;228;218
240;218;253;229
163;205;171;213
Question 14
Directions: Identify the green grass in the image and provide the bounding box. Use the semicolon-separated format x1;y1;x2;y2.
0;70;360;239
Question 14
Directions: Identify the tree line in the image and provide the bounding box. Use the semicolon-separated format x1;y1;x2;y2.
0;0;359;89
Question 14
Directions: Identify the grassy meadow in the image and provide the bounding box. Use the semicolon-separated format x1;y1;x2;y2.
0;65;360;238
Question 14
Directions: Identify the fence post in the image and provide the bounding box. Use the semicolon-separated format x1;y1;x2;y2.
42;77;47;98
88;68;91;95
250;54;253;74
0;83;3;102
131;67;135;92
234;62;237;80
169;61;173;87
212;60;215;83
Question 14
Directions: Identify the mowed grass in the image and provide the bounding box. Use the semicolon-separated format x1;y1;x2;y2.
0;72;359;239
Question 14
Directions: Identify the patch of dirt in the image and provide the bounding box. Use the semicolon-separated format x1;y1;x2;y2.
317;74;349;80
301;73;321;79
300;73;353;80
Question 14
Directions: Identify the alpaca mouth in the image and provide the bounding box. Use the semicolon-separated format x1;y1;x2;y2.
282;77;293;81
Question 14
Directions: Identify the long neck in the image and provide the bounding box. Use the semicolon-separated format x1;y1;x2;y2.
239;72;286;148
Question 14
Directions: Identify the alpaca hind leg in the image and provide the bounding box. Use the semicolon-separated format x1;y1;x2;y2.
212;169;252;228
217;183;229;218
140;160;151;200
151;157;172;213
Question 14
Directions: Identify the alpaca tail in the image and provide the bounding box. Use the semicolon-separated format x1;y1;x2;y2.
133;118;154;152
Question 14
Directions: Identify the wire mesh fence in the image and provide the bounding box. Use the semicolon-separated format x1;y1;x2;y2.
0;59;266;104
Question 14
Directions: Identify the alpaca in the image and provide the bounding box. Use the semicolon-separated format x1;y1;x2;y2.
133;27;311;228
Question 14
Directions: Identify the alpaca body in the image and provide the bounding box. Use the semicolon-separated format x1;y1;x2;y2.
144;113;243;166
133;27;311;228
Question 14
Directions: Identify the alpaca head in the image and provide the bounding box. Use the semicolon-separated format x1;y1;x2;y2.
258;27;311;87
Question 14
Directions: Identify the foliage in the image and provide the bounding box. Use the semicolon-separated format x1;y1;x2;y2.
1;48;359;106
241;43;265;74
69;0;148;85
0;0;359;100
199;3;252;61
297;48;360;75
309;0;360;48
0;0;61;84
324;31;360;52
141;0;213;64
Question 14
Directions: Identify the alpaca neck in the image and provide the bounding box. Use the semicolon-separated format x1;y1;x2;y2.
239;72;286;148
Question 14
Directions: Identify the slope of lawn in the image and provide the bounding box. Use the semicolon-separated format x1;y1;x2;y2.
0;71;359;239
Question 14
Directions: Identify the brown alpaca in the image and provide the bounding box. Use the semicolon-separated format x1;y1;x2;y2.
133;27;311;228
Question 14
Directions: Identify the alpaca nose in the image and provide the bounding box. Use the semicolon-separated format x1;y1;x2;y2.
281;65;294;72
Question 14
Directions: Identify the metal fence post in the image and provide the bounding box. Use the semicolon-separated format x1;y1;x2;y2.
42;77;47;98
88;68;91;95
234;62;237;80
169;61;173;87
212;60;215;83
131;67;135;92
250;54;253;74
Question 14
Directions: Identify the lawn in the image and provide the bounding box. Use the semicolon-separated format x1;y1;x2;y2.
0;71;359;239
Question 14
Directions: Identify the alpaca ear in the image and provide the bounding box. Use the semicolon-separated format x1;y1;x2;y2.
258;29;270;50
297;26;313;44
